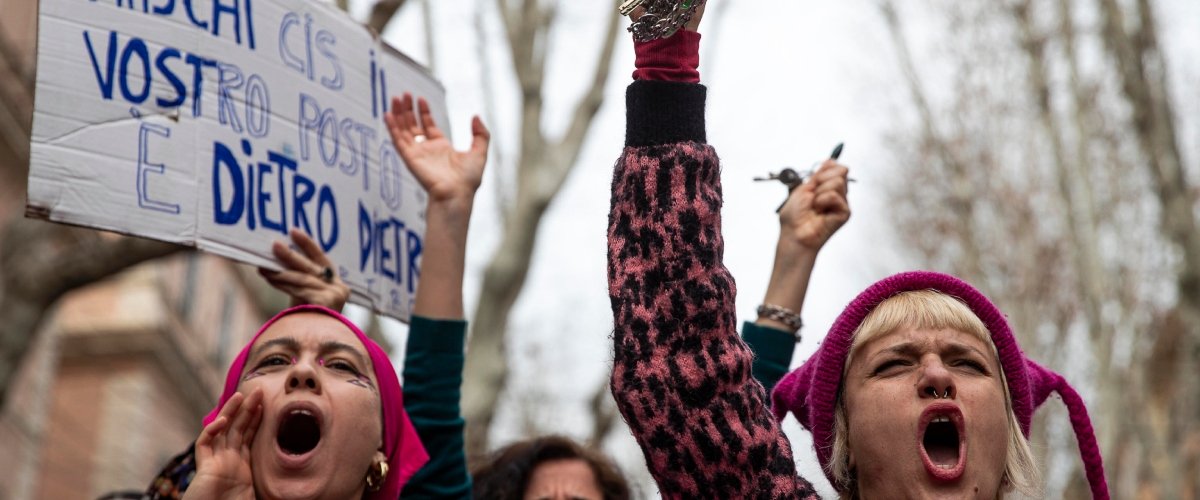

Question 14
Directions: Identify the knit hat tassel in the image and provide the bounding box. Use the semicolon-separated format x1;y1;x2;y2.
1052;375;1110;500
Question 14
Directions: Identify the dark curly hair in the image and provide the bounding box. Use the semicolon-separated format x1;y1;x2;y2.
471;435;631;500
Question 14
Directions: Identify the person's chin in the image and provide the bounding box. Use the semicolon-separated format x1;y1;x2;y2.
255;472;329;500
252;446;331;500
910;469;1001;500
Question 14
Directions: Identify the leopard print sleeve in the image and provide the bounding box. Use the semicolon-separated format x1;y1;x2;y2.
607;80;820;499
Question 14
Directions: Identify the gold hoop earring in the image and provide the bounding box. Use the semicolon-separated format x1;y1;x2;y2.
365;459;389;492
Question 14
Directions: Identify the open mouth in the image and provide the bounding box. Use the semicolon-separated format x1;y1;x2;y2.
277;408;322;455
918;403;966;481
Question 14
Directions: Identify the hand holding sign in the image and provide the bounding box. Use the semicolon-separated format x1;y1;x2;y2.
259;228;352;311
384;93;490;205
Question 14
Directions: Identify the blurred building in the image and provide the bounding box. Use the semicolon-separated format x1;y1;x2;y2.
0;253;276;499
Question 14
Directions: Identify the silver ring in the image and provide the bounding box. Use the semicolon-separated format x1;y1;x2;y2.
413;134;427;144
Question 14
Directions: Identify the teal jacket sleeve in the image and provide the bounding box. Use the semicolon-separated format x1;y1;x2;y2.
399;316;472;499
742;321;796;394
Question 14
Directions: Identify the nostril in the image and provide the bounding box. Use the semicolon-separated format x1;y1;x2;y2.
289;378;299;388
305;378;316;389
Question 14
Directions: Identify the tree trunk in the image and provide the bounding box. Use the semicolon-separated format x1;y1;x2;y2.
462;0;621;458
0;219;183;406
463;194;550;456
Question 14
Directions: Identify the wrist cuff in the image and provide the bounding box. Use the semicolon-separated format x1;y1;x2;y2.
632;30;701;83
625;80;707;147
407;316;467;355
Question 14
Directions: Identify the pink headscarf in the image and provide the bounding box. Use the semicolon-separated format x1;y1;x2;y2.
203;304;428;499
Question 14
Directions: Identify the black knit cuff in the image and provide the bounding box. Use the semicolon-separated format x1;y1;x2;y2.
625;80;707;147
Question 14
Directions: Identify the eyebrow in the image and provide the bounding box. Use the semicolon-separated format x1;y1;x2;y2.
874;342;922;361
249;337;301;361
248;337;371;371
871;341;989;362
942;341;988;360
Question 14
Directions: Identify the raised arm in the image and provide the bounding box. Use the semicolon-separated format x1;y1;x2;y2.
607;9;819;498
386;93;489;499
745;158;851;393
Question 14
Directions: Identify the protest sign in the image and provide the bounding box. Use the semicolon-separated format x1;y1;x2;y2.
27;0;445;321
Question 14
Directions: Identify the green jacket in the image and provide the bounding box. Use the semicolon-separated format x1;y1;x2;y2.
399;316;472;499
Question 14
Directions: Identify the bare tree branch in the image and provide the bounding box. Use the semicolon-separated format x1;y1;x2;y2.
545;4;622;198
586;379;618;448
463;0;623;458
877;0;985;280
368;0;412;35
475;0;513;219
0;29;32;179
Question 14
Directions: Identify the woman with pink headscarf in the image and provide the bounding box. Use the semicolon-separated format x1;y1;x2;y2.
161;93;490;500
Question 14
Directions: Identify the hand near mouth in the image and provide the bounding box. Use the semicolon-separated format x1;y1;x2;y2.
186;389;264;500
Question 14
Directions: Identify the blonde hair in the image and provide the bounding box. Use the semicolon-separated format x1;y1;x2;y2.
827;290;1041;498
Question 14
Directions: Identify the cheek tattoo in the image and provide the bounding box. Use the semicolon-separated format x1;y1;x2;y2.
348;374;375;390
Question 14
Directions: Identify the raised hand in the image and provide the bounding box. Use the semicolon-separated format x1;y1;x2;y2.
755;160;851;333
184;389;263;500
627;0;707;34
779;159;851;251
258;228;351;311
384;93;490;204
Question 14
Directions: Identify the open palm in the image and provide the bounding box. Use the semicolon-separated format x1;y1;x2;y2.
384;93;490;203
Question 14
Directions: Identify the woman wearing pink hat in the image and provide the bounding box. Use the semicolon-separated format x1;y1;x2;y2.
608;3;1109;499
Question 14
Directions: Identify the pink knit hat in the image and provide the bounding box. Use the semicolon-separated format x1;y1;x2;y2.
771;271;1108;498
203;304;428;499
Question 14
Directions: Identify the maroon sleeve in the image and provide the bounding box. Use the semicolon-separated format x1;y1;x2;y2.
632;30;701;83
607;80;819;498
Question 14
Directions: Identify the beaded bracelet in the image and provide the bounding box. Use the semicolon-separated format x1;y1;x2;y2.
757;304;804;340
620;0;706;42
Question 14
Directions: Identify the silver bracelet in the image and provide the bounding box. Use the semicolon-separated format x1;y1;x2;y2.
620;0;705;42
757;304;804;338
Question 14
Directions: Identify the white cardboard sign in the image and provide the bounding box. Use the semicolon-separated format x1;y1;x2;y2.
27;0;446;321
